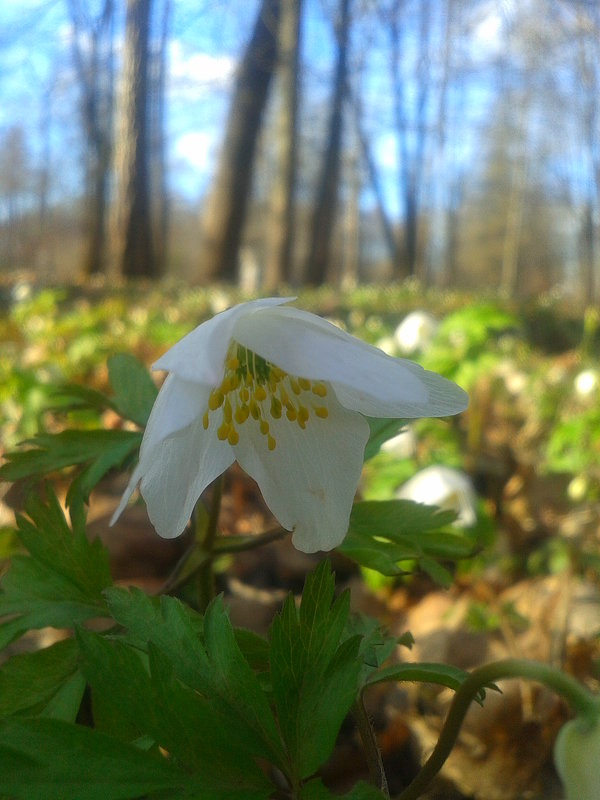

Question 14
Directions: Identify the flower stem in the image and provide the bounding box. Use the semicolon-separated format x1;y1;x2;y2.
196;474;224;612
397;658;599;800
353;696;389;797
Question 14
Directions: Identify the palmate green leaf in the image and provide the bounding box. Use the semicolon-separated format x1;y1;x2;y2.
0;638;85;722
76;612;277;796
0;429;142;504
339;500;477;585
270;561;362;780
0;488;112;650
104;587;285;770
0;717;207;800
108;353;158;426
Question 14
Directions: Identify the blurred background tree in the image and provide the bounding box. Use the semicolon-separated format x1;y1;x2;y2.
0;0;598;300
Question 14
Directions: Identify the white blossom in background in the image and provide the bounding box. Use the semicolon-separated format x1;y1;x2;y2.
396;465;477;527
554;716;600;800
394;311;439;354
574;369;598;398
112;298;468;552
381;427;417;459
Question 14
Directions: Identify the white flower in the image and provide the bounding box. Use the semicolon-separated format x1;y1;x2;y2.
554;716;600;800
394;311;438;354
111;298;468;552
396;465;477;527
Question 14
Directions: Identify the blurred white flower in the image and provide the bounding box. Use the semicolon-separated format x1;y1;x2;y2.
396;465;477;527
112;298;467;552
381;427;417;459
574;369;598;398
375;335;397;356
394;311;439;354
554;716;600;800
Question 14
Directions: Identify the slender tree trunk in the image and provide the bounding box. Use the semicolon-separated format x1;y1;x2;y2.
114;0;157;278
304;0;351;286
67;0;114;275
200;0;281;283
150;0;171;274
264;0;303;290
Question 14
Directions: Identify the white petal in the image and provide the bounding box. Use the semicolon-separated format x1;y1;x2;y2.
153;297;294;384
111;387;235;537
233;394;370;552
233;305;467;418
139;374;209;456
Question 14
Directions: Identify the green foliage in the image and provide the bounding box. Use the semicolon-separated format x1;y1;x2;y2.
270;561;362;782
340;500;478;586
0;488;112;650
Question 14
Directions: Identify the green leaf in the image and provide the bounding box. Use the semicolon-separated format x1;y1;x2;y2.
364;418;408;460
0;429;142;504
77;621;276;796
76;627;155;741
0;488;112;650
270;561;362;780
147;645;274;797
0;638;85;721
108;353;158;426
340;500;476;583
0;717;206;800
104;587;285;768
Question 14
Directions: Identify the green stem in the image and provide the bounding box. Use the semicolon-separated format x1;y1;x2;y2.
196;474;224;612
353;696;389;797
397;658;599;800
213;526;290;553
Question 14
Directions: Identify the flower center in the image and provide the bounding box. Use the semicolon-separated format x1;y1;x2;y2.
202;342;329;450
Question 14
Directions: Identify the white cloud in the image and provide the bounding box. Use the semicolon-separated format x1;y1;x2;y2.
168;40;235;99
173;130;215;172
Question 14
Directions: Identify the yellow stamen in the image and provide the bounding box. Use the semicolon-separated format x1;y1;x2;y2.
203;342;331;454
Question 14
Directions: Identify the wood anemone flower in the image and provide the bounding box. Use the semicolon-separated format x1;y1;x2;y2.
554;716;600;800
111;297;468;552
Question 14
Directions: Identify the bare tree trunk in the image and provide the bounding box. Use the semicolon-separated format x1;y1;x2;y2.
304;0;351;286
264;0;303;291
200;0;281;283
67;0;115;276
389;0;432;279
113;0;157;278
150;0;171;274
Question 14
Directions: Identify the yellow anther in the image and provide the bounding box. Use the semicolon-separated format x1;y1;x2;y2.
270;396;282;419
209;390;224;410
235;405;249;424
205;343;329;454
249;400;261;420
